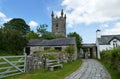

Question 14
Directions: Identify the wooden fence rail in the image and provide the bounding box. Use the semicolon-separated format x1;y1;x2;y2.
0;55;26;78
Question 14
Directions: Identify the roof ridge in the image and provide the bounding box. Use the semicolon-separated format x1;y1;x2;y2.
101;34;120;37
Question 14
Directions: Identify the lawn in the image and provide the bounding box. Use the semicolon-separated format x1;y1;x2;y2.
3;59;82;79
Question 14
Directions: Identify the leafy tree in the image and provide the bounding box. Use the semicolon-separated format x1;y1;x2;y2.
55;34;66;38
0;28;4;50
41;32;56;39
3;18;30;35
67;32;82;53
0;18;30;55
37;24;56;39
37;24;48;36
0;26;28;55
26;31;39;40
6;29;27;54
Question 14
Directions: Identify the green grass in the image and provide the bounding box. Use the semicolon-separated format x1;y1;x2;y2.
0;50;23;56
100;60;120;79
0;57;25;75
3;59;82;79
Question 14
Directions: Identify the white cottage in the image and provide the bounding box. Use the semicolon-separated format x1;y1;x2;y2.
96;29;120;59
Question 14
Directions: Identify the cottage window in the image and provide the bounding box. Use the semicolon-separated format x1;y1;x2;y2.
44;47;50;50
113;41;117;48
55;47;62;51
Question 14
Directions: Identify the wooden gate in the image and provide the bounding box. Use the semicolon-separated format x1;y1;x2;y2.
0;55;26;78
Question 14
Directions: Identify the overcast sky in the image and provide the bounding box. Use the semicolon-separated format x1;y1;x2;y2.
0;0;120;43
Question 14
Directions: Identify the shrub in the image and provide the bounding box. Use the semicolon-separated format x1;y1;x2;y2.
34;49;60;54
65;46;75;54
45;55;56;60
100;46;120;72
64;46;75;62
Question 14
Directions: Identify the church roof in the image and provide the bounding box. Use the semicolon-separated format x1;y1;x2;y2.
97;35;120;45
27;38;76;46
82;43;96;47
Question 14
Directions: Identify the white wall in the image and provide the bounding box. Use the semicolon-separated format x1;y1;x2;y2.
96;39;101;59
99;38;120;51
99;45;112;51
110;39;120;46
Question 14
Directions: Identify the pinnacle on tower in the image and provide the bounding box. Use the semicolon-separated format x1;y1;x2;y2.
64;14;66;19
51;11;54;17
52;9;66;37
61;9;64;17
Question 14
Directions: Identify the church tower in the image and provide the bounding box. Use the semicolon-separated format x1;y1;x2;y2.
51;9;66;37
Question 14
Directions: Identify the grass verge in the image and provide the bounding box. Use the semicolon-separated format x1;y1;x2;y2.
3;59;82;79
100;60;120;79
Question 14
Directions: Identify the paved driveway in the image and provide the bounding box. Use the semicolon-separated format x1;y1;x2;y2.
65;59;111;79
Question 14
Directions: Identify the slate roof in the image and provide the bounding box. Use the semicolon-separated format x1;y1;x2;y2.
82;43;96;47
27;38;76;46
97;35;120;45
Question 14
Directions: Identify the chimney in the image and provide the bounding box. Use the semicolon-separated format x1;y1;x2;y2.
96;29;101;38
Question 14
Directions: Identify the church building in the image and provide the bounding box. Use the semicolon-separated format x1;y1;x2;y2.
25;10;77;59
51;9;66;37
25;9;120;60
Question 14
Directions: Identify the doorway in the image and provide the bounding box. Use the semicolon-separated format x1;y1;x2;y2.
25;47;30;55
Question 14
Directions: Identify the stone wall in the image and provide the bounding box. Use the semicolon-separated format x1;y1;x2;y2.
29;46;68;55
26;54;44;72
25;53;70;72
30;46;44;54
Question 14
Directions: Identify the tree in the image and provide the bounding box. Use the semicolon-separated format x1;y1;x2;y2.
26;31;39;40
37;24;48;36
37;24;66;40
6;30;27;54
37;24;56;39
55;34;66;38
0;18;30;55
0;26;28;55
0;28;4;50
67;32;82;53
41;32;56;39
3;18;30;36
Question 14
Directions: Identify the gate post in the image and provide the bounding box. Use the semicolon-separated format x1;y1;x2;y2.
24;53;27;72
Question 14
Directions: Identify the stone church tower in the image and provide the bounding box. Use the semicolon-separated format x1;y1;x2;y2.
51;9;66;37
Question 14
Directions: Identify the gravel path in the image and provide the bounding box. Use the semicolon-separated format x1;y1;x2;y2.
65;59;111;79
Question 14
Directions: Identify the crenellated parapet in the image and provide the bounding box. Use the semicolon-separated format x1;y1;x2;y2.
51;9;66;37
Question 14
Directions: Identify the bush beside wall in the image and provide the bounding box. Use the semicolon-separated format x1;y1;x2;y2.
100;47;120;79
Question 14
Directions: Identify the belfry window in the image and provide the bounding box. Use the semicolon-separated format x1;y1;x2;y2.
56;23;58;31
64;23;65;28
